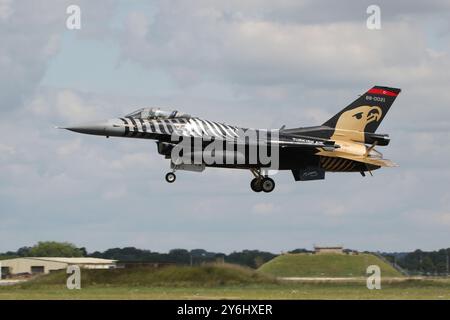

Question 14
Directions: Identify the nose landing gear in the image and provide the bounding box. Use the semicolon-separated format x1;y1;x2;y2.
250;169;275;193
165;172;176;183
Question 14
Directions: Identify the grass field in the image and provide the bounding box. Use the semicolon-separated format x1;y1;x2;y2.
1;280;450;299
0;263;449;299
258;253;401;277
17;263;275;287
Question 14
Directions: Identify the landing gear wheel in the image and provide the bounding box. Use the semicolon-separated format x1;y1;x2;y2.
165;172;176;183
250;178;263;192
261;177;275;193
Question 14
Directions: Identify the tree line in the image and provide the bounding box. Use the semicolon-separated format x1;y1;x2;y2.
1;241;448;274
0;241;277;269
382;249;450;275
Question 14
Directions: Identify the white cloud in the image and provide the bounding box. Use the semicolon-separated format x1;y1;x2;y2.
109;152;158;170
102;186;127;200
0;0;13;21
1;1;450;253
438;213;450;225
0;143;15;157
0;0;118;114
0;1;67;112
55;90;98;122
252;202;277;215
57;138;82;156
119;1;450;92
27;88;112;123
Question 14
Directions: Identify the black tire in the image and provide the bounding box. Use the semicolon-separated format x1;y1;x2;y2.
165;172;176;183
250;178;263;192
261;177;275;193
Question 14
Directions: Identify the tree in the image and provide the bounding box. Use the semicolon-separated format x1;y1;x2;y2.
17;246;31;257
102;247;156;261
226;250;277;268
78;247;88;257
28;241;83;257
168;249;190;264
289;248;311;254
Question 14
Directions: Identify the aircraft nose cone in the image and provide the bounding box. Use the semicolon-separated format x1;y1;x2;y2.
64;121;108;135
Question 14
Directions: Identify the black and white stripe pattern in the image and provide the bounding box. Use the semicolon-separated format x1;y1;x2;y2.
119;117;241;140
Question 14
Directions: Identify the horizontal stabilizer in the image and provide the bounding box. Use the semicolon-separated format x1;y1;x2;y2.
316;150;398;167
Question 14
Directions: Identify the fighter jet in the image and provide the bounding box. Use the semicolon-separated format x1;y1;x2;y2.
60;86;401;193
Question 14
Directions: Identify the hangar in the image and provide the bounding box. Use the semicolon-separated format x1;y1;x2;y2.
0;257;117;277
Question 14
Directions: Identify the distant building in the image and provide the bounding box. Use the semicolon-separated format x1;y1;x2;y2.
0;257;116;277
314;246;344;254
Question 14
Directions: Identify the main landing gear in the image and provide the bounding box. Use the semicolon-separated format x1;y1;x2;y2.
250;169;275;193
164;166;276;193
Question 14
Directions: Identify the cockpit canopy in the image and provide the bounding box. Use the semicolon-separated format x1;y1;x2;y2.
125;108;190;120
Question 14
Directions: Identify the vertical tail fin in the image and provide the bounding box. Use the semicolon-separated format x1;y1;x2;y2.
323;86;401;134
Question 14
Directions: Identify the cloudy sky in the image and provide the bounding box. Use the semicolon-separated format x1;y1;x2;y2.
1;0;450;253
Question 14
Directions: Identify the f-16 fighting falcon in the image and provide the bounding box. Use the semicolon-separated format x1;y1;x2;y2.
60;86;401;193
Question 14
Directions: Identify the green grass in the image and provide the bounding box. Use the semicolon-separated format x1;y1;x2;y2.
1;279;449;300
1;263;448;300
17;263;275;289
258;253;402;278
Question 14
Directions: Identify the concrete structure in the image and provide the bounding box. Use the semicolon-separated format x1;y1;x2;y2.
314;246;344;254
0;257;117;277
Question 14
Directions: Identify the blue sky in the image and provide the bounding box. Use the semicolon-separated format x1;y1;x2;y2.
1;0;450;253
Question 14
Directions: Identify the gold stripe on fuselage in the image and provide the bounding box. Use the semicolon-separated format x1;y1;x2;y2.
335;159;348;171
327;158;339;170
321;157;332;168
329;158;342;170
320;156;356;172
